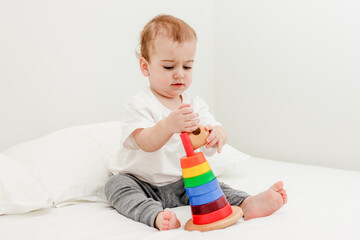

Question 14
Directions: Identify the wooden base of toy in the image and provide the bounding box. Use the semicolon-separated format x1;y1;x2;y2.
184;206;243;232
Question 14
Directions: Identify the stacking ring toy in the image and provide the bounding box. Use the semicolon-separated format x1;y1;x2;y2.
179;126;243;231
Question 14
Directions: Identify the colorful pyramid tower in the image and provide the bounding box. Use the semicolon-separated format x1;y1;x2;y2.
180;125;243;232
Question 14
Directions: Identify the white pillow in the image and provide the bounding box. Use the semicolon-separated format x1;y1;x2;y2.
3;121;122;207
206;144;250;176
0;153;53;215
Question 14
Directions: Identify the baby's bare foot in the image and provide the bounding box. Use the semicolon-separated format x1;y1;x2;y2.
240;181;287;220
155;210;181;231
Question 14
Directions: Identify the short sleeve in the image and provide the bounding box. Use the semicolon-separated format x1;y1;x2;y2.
121;97;156;149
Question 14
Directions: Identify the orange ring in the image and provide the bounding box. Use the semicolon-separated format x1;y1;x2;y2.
192;203;233;225
180;152;207;169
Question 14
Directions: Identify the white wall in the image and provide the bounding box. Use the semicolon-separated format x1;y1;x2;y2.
213;0;360;171
0;0;214;151
1;0;359;171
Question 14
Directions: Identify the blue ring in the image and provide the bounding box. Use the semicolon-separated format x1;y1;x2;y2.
189;187;224;206
185;178;219;197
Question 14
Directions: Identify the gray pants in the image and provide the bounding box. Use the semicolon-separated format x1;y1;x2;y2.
105;173;249;228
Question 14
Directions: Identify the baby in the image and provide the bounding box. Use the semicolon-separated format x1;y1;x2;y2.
105;14;287;231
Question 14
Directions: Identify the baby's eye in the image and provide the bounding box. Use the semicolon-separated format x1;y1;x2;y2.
163;66;174;70
183;66;192;70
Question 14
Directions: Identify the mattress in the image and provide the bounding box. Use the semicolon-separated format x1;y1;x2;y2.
1;156;359;240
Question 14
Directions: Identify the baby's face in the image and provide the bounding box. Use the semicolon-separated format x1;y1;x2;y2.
145;37;196;100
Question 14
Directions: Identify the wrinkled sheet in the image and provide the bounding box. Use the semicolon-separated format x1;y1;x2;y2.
1;157;359;240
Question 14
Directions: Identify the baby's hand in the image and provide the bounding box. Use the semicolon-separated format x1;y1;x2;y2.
204;125;227;153
165;103;200;133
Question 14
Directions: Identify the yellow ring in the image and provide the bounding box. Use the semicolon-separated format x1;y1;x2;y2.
182;161;211;178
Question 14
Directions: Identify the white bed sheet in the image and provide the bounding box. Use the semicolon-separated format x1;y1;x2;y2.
1;157;359;240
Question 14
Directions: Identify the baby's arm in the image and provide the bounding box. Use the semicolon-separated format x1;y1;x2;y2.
204;125;228;153
132;103;200;152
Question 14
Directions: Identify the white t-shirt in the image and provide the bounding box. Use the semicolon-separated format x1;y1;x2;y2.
110;86;221;186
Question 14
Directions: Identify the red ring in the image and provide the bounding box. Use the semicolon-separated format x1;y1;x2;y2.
180;152;207;169
191;195;228;215
192;203;233;225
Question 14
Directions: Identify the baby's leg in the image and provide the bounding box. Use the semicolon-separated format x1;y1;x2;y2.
105;173;165;228
219;181;250;206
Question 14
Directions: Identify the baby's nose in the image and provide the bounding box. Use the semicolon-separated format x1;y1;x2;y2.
173;69;185;79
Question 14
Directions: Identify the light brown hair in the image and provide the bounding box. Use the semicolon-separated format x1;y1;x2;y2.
137;14;197;61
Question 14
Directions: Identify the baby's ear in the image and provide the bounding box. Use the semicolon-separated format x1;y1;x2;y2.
139;57;150;77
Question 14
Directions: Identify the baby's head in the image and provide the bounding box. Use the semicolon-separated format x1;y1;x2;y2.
138;15;198;100
138;14;197;62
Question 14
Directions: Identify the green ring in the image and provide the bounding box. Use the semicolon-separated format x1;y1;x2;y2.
183;170;216;188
